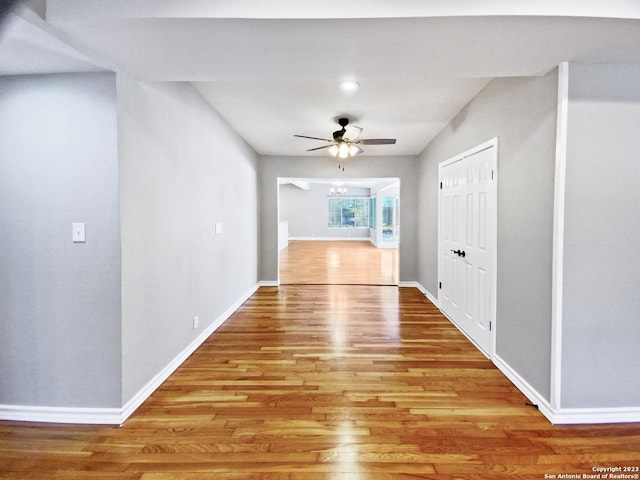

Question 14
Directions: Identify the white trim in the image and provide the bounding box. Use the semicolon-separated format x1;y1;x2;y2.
287;236;398;249
423;289;438;307
437;139;497;170
551;62;569;411
493;354;554;423
493;354;640;424
399;281;439;307
121;282;259;422
288;236;371;242
440;309;491;360
399;281;426;294
259;280;280;287
0;404;123;425
550;407;640;425
0;283;262;425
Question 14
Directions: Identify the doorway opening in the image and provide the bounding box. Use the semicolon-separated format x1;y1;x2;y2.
277;177;400;285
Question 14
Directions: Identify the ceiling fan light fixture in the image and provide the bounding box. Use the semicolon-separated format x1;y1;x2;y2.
339;80;359;92
294;117;396;159
338;142;350;158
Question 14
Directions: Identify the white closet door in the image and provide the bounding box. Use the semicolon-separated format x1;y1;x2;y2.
439;141;497;356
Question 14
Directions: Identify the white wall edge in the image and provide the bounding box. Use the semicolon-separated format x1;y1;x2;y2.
0;283;262;425
550;61;569;411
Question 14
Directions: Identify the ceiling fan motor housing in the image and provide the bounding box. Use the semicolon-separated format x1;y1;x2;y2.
333;118;350;141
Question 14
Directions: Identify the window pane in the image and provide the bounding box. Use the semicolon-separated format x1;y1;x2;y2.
328;197;370;228
328;198;342;227
370;197;376;229
354;199;368;227
342;199;355;227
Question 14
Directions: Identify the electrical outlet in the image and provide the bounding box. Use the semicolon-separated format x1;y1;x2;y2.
193;316;199;330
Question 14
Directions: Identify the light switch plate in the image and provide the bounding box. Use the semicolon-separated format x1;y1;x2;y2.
215;222;222;235
72;223;86;243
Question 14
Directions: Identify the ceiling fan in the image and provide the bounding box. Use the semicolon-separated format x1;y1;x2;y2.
294;117;396;158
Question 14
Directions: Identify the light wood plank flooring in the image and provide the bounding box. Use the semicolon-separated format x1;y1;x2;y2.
1;286;639;479
279;240;399;285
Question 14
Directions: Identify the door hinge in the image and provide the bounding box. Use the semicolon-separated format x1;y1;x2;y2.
439;281;442;289
491;170;494;180
489;321;492;331
440;182;443;189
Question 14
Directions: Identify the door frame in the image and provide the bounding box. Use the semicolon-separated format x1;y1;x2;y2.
437;137;498;358
276;177;401;284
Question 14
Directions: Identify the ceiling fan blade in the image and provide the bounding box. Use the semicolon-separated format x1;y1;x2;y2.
294;134;333;142
343;126;363;141
357;138;396;145
354;145;365;155
306;145;333;152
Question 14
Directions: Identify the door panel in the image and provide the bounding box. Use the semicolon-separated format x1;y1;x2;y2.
479;192;487;250
439;142;496;356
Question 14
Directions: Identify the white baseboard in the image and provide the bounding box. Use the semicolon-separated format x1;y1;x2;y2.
549;406;640;424
259;280;280;287
5;279;639;426
0;404;123;425
399;281;424;292
289;236;370;241
492;354;640;424
0;283;262;425
398;281;438;307
424;290;438;307
492;353;554;422
120;282;261;423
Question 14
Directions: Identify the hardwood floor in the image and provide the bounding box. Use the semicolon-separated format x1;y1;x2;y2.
279;240;399;285
1;285;639;479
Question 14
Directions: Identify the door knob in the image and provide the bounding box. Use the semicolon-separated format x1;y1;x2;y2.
451;249;466;258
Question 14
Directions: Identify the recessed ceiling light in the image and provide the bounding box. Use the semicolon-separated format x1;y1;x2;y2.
340;80;359;92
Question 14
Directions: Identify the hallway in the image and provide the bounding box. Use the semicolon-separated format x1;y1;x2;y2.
1;285;638;479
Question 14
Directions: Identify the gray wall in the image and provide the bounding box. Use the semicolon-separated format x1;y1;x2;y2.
417;70;559;401
279;183;371;239
117;77;259;404
259;155;419;283
561;64;640;408
0;73;122;407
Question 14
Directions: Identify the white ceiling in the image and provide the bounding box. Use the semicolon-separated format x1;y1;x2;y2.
2;1;640;157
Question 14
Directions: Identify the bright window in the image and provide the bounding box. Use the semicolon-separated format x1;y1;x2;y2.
369;197;376;229
328;197;369;228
